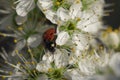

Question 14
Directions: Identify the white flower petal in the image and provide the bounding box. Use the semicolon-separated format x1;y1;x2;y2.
109;53;120;76
101;32;119;48
44;10;57;24
16;0;35;16
90;0;105;16
78;59;95;75
54;49;69;68
16;40;26;50
57;7;70;22
77;11;101;33
36;60;51;72
56;31;70;46
72;33;90;50
107;32;119;48
42;52;54;63
37;0;52;10
37;74;48;80
15;15;27;25
64;69;84;80
27;34;42;48
12;40;26;56
69;2;82;19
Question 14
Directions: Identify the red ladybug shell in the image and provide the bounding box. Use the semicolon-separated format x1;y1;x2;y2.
43;28;56;52
43;28;56;41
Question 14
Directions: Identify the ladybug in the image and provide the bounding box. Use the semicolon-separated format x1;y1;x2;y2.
43;28;57;52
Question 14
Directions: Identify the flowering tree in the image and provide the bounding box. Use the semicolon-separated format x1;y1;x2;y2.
0;0;120;80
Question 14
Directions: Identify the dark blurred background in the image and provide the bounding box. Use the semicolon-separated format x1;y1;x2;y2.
103;0;120;29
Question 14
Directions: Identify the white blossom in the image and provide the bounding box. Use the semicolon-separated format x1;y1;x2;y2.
15;15;27;25
109;53;120;76
16;0;35;17
101;30;120;49
36;49;69;72
56;31;70;45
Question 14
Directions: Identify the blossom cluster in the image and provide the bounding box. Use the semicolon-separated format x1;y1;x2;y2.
0;0;120;80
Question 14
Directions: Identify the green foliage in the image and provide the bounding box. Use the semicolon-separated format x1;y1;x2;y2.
32;45;45;62
47;68;66;80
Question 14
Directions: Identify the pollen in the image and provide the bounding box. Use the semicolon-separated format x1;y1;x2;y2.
2;76;6;79
57;20;61;24
9;71;13;75
56;1;60;5
17;62;21;64
43;9;47;12
28;49;31;53
106;27;112;33
114;29;119;33
15;50;19;53
71;48;75;53
99;45;103;50
19;54;23;57
14;39;18;43
102;32;107;38
77;18;81;21
48;68;53;72
31;61;35;65
76;0;80;3
18;27;23;31
25;61;30;64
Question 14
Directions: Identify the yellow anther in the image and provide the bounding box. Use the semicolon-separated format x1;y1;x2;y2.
33;70;36;73
77;18;81;21
56;1;60;5
114;29;119;33
19;54;23;56
76;0;80;3
14;39;18;43
71;48;75;53
106;27;112;33
95;58;99;61
17;62;21;64
48;68;53;72
25;61;30;64
15;50;18;53
57;20;61;25
99;45;103;50
102;32;107;38
9;71;12;75
31;61;35;65
2;76;6;79
18;27;23;31
43;9;47;12
28;49;31;53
